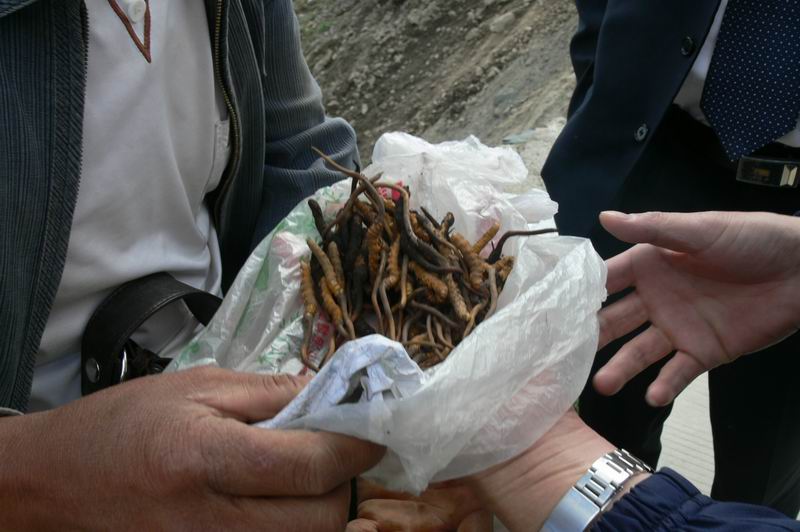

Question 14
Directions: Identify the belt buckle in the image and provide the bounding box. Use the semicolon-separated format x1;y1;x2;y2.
737;156;800;188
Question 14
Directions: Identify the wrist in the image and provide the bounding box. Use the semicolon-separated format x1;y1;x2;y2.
470;410;615;530
0;413;39;528
0;410;74;529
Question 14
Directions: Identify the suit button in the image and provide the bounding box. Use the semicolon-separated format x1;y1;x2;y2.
681;36;696;56
635;124;649;142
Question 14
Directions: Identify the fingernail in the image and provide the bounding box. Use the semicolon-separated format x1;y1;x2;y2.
645;389;667;408
601;211;630;220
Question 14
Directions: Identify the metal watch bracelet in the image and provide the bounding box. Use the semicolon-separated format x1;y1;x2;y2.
540;448;653;532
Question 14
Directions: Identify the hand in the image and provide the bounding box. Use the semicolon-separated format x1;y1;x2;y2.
346;478;491;532
595;210;800;406
0;367;384;531
467;409;628;531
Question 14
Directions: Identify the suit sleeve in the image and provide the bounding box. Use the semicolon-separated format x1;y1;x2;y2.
592;469;800;532
567;0;608;117
251;0;360;246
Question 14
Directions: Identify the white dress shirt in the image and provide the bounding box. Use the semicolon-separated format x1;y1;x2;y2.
30;0;229;411
674;0;800;148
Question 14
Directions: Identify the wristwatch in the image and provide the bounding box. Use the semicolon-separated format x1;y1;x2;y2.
541;449;653;531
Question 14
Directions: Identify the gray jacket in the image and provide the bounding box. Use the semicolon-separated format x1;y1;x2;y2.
0;0;359;411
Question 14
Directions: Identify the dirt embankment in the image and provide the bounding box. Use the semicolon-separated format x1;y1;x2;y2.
296;0;578;161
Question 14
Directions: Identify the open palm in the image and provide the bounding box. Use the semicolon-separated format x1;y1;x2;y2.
594;211;800;406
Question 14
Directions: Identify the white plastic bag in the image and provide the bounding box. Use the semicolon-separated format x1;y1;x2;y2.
168;133;606;493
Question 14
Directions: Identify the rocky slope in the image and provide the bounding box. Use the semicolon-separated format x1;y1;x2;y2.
296;0;578;161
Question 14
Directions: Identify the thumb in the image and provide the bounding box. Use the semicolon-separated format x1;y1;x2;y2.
346;519;380;532
599;211;727;253
191;369;312;422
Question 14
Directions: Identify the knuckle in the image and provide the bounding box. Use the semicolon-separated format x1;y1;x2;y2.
629;342;646;361
185;364;227;383
643;210;665;225
258;373;306;397
300;442;342;495
145;417;209;491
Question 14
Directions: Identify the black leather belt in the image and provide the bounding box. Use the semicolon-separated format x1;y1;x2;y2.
666;106;800;189
737;156;800;189
81;273;222;395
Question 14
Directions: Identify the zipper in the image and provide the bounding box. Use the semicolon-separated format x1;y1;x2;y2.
212;0;242;225
77;1;89;181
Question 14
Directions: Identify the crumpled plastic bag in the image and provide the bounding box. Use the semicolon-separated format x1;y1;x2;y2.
168;132;607;493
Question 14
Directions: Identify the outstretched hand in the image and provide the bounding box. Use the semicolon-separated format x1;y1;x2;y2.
595;211;800;406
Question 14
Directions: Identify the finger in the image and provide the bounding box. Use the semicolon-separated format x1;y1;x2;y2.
206;426;385;497
189;368;311;422
599;211;727;253
594;325;673;396
231;482;351;532
604;249;636;296
597;292;648;350
646;351;707;407
345;519;380;532
357;498;446;530
357;477;415;504
458;510;494;532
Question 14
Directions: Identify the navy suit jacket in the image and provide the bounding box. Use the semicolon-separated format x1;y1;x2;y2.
542;0;723;237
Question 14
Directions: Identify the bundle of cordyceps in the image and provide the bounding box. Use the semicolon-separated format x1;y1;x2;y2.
300;149;556;371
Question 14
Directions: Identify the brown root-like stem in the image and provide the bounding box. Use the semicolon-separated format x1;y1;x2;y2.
401;310;423;342
416;211;458;254
350;255;368;322
410;213;432;243
320;334;337;368
327;242;355;339
487;228;558;264
379;280;396;341
410;301;460;330
399;256;409;308
313;147;386;223
371;250;388;335
343;214;365;272
300;314;318;372
404;340;441;350
319;172;383;241
434;318;454;350
381;185;454;270
463;301;488;337
440;212;455;235
419;206;441;230
485;266;499;321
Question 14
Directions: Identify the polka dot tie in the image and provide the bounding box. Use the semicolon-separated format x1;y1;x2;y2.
700;0;800;161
